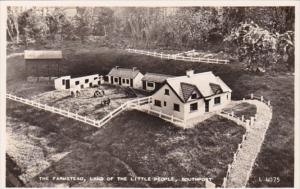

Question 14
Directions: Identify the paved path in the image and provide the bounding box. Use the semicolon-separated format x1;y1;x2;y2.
225;100;272;187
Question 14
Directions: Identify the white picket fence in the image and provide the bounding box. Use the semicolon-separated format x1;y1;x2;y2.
127;48;230;64
221;94;272;188
6;93;152;128
133;104;185;127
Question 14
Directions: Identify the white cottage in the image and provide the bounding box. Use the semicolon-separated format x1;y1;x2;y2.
54;74;101;90
106;66;144;89
150;70;232;121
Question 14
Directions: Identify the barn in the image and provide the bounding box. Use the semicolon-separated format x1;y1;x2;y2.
141;72;173;92
106;66;144;89
24;50;63;81
150;70;232;121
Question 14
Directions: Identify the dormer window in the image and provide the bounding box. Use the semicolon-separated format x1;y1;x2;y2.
165;89;169;95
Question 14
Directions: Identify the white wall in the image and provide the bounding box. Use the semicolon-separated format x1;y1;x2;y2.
54;76;71;90
70;74;100;89
206;92;231;112
150;84;185;120
133;73;143;89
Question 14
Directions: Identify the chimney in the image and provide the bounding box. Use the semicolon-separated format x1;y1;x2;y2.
132;67;137;71
115;66;119;69
186;69;194;78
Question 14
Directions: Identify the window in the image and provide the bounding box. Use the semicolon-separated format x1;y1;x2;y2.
173;103;180;111
165;89;170;95
164;101;167;106
94;77;98;80
85;79;89;83
62;79;65;85
154;100;161;107
126;79;129;84
191;93;197;99
114;78;118;82
214;97;221;105
147;82;154;87
122;79;125;83
190;102;198;112
75;81;80;85
81;84;84;89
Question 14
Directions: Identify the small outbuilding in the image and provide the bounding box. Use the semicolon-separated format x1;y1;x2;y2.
141;72;173;92
54;74;101;90
24;50;63;81
106;66;144;89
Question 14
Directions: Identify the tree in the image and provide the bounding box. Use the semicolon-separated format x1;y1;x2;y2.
225;21;278;72
73;7;91;43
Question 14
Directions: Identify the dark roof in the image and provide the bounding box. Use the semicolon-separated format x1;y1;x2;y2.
107;67;141;79
165;71;232;103
142;72;173;83
180;83;198;102
24;50;63;59
209;83;223;94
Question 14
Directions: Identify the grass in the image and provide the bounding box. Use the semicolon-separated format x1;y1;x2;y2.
223;102;257;120
6;100;245;187
6;42;294;187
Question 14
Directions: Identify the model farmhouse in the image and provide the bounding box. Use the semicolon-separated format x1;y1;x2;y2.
106;66;143;89
150;70;232;120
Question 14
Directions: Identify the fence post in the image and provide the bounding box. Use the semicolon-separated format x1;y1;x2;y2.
251;93;254;99
159;111;162;118
171;115;174;122
254;114;257;120
222;177;227;188
231;111;234;117
160;53;163;59
250;116;255;126
246;119;250;127
268;100;271;106
241;115;245;122
243;97;245;102
261;96;264;102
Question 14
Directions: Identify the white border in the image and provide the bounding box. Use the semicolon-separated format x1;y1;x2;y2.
0;1;299;189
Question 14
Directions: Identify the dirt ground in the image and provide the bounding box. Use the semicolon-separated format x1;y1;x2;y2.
32;84;138;120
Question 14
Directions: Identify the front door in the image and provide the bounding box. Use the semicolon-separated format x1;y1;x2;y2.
119;77;122;85
66;79;70;89
142;81;146;90
205;100;209;112
130;79;133;87
110;76;113;84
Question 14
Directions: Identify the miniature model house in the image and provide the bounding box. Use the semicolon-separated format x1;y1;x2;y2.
106;66;144;89
54;74;101;90
141;72;173;92
150;70;232;120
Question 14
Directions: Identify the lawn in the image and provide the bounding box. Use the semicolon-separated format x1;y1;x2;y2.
6;100;245;187
222;102;257;120
6;43;294;187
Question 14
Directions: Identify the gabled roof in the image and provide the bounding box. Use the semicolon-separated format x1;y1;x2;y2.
180;83;201;102
142;72;173;83
24;50;63;59
107;67;141;79
166;71;232;102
